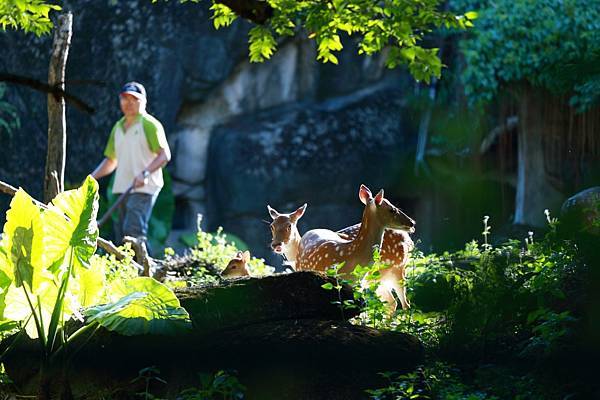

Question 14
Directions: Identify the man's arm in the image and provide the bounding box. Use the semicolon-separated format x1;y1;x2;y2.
133;148;170;188
91;157;118;180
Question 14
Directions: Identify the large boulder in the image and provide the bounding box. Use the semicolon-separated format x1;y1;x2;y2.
560;187;600;236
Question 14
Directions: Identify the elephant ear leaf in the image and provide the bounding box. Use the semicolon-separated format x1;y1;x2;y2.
84;277;191;336
0;189;45;290
43;175;99;270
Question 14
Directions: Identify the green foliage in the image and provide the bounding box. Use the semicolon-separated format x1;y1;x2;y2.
248;25;276;63
0;0;60;35
322;263;356;321
404;215;582;361
366;362;500;400
161;0;475;83
454;0;600;108
178;370;246;400
84;277;191;336
186;222;273;285
0;177;191;395
90;243;139;287
210;2;236;29
322;247;392;328
0;176;101;343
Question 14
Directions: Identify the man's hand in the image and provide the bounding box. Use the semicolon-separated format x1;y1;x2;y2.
133;170;149;188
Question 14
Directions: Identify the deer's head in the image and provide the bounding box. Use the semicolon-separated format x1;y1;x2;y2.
267;203;306;254
359;184;415;232
221;250;251;278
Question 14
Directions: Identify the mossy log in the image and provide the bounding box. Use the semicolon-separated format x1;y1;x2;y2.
176;271;361;333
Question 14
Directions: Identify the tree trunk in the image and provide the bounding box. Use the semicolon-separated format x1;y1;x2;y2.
44;13;72;203
413;80;436;176
514;86;564;226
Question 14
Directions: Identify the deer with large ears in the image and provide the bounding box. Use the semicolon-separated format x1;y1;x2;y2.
221;250;251;278
268;184;415;310
267;203;307;265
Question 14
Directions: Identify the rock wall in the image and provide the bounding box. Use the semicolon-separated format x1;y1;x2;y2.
0;0;250;201
0;0;418;265
205;84;417;265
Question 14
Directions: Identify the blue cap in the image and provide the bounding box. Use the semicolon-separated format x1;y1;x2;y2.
120;81;146;100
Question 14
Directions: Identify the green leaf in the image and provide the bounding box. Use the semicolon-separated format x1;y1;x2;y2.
0;0;60;35
43;175;99;270
4;280;57;339
0;189;46;290
248;26;276;62
464;11;478;20
84;277;191;336
210;3;237;29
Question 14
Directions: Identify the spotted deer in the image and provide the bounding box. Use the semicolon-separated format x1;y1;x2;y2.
220;250;251;278
267;184;415;310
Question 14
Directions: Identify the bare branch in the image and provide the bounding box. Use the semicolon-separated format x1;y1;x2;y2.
0;72;95;114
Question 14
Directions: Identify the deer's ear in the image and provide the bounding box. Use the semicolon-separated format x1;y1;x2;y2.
290;203;307;222
359;184;373;205
374;189;384;206
267;205;279;220
243;250;251;262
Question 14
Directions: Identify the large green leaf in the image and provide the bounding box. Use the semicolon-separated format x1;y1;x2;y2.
0;189;48;291
4;279;58;339
44;175;99;270
0;267;11;319
68;260;106;310
84;277;190;336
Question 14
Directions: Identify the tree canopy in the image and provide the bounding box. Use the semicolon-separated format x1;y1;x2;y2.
455;0;600;110
0;0;60;36
164;0;476;83
1;1;474;84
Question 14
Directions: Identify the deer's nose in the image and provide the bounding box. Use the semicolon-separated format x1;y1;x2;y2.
271;241;282;250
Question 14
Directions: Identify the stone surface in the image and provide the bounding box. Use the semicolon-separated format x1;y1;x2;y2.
560;187;600;236
205;84;416;265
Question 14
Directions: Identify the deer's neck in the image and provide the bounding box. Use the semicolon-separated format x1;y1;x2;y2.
344;207;385;264
283;228;302;261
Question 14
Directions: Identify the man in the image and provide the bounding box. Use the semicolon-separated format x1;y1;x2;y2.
92;82;171;250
